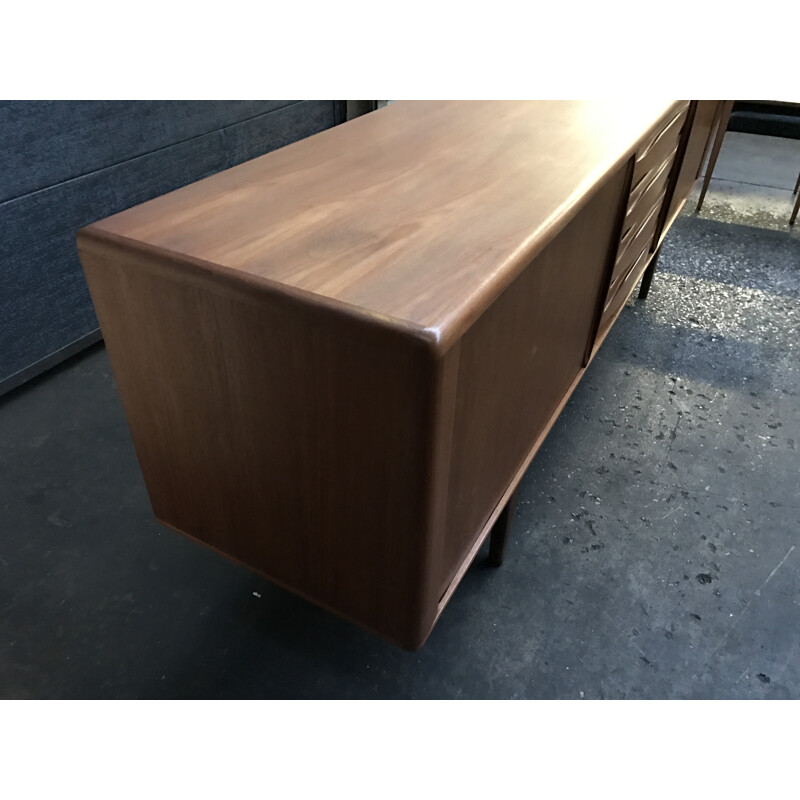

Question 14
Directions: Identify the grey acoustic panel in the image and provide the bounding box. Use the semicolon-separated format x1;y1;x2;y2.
0;101;297;204
0;100;340;392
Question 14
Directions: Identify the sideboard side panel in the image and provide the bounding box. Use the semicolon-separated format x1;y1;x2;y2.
439;166;629;592
78;240;436;649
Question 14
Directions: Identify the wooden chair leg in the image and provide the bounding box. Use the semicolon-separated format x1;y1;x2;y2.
793;171;800;196
488;487;520;567
791;187;800;226
696;100;734;212
637;245;663;300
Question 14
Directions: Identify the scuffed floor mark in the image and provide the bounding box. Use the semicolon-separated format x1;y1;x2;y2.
47;511;69;528
708;545;796;660
755;545;796;596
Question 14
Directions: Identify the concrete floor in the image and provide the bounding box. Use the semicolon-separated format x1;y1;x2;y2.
695;131;800;232
1;134;798;698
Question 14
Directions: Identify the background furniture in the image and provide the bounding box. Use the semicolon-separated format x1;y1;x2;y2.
0;101;345;395
727;100;800;137
696;100;800;216
78;101;717;649
696;101;734;211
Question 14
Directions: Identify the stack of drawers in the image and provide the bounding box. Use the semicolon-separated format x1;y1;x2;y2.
601;103;689;326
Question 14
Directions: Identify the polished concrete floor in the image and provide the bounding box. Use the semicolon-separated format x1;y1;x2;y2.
1;134;798;698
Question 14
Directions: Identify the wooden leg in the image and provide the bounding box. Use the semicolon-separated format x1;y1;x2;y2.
696;100;734;212
637;244;663;300
793;171;800;196
488;487;520;567
791;188;800;226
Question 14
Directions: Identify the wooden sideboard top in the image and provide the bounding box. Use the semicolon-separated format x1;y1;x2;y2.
79;100;682;352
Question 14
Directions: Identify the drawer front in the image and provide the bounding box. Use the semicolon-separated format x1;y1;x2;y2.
638;104;685;155
603;246;650;323
614;194;662;281
608;233;650;301
626;152;674;228
632;106;687;187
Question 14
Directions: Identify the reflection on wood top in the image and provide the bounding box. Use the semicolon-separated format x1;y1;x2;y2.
80;100;680;346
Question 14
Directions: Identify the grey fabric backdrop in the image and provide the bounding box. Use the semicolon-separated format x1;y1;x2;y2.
0;100;344;394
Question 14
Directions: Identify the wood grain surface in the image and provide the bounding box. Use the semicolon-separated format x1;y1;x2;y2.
80;100;682;353
79;235;442;649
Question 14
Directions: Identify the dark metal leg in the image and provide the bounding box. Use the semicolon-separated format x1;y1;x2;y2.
791;188;800;226
793;171;800;196
637;244;662;300
488;487;520;567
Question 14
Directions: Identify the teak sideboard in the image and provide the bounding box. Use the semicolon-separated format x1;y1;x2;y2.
77;100;719;649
